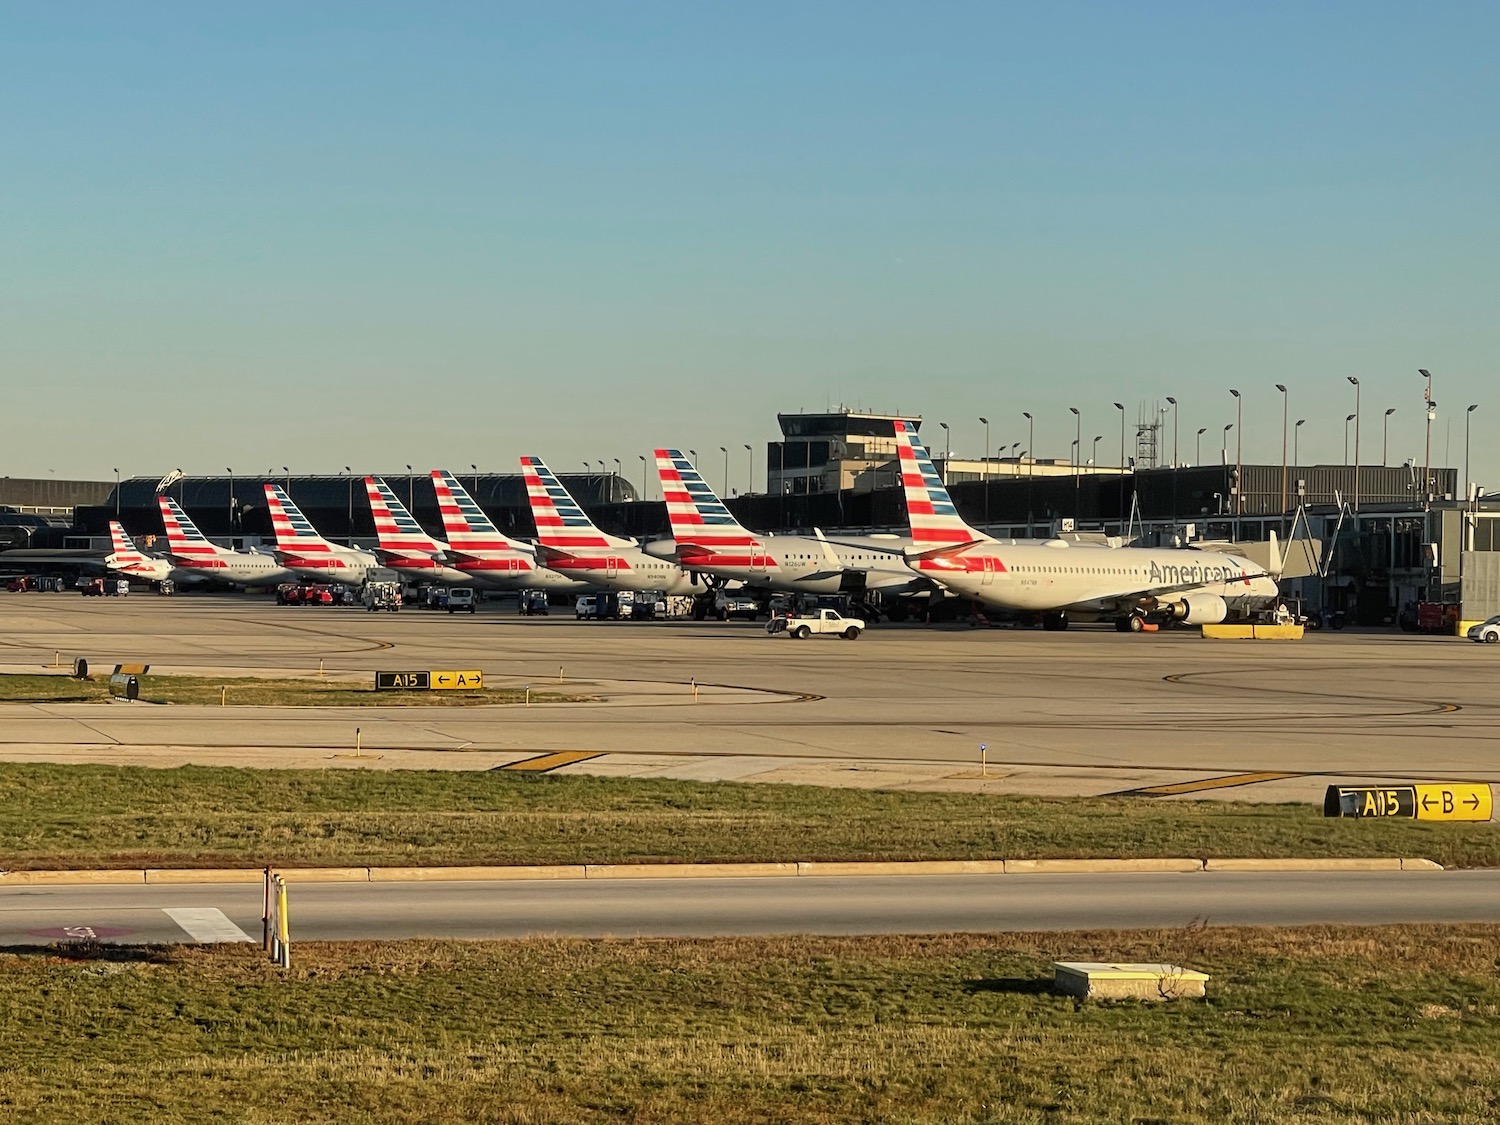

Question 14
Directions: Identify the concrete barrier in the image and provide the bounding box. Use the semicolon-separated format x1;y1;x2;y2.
1004;858;1204;874
0;869;146;886
795;860;1008;877
1204;857;1404;872
368;865;585;881
1202;624;1305;640
146;868;265;884
586;862;798;879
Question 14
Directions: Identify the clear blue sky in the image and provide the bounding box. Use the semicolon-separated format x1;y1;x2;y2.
2;2;1496;494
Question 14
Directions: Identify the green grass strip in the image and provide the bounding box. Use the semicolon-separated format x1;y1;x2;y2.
3;926;1499;1124
0;764;1495;869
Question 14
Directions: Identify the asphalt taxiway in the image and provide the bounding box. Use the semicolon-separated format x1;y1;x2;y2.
2;596;1497;802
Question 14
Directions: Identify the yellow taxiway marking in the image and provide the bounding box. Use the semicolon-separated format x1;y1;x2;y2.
502;751;604;773
1116;771;1303;797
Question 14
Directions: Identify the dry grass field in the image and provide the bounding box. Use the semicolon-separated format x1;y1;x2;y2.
2;925;1498;1124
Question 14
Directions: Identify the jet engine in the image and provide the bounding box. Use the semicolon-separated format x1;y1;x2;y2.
1160;593;1228;624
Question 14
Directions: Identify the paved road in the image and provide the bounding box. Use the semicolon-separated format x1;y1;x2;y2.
3;597;1499;799
4;871;1498;945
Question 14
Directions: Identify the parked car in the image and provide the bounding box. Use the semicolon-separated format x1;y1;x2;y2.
1467;615;1500;644
766;607;866;640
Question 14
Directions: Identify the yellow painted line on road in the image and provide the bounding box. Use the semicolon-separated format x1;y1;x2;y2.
502;751;604;773
1115;771;1303;797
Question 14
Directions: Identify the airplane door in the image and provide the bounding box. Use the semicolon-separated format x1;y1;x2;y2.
751;547;768;573
606;556;620;579
981;556;998;586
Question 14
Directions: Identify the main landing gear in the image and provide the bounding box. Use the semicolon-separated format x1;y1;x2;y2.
1040;612;1069;631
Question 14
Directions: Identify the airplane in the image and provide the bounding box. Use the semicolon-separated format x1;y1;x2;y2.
105;521;173;583
645;448;927;599
363;476;475;585
892;419;1281;630
519;455;706;595
157;495;299;586
430;469;591;592
263;483;380;584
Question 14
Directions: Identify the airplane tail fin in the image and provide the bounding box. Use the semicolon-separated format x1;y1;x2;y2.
430;470;530;553
519;455;633;550
108;520;140;558
1268;529;1283;578
365;477;446;554
893;420;988;546
654;448;760;553
263;483;338;552
157;495;224;559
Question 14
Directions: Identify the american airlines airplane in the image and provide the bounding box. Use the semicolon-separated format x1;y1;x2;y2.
157;495;299;586
363;477;474;585
105;521;174;583
519;455;705;595
263;483;380;584
893;420;1281;631
430;470;590;592
646;448;925;598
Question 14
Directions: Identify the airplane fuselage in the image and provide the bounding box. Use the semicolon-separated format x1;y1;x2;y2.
910;541;1279;615
542;547;704;595
648;535;922;596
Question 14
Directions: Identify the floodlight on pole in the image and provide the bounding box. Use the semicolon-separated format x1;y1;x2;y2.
1274;383;1288;520
1196;427;1207;465
1164;396;1178;467
405;464;413;510
1382;408;1395;466
1348;376;1361;511
637;454;647;500
1466;404;1479;502
1229;389;1242;513
345;465;353;545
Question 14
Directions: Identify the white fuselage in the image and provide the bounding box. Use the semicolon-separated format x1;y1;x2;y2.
647;534;921;596
910;540;1280;615
276;546;380;585
168;550;300;587
542;546;705;595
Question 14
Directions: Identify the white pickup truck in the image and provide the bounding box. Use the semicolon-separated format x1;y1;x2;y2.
766;608;866;640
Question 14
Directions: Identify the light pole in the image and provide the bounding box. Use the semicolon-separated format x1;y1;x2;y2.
614;458;622;501
1221;423;1233;466
471;463;479;496
938;422;950;481
1275;383;1288;521
405;465;413;511
1348;376;1361;512
1113;401;1126;526
744;444;753;495
344;466;353;544
1294;419;1306;482
225;467;234;532
638;454;647;500
113;467;120;515
283;466;291;495
1022;411;1035;536
1229;389;1242;514
1069;407;1081;477
1419;368;1434;508
979;416;990;526
719;447;728;495
1092;434;1103;465
1343;415;1355;464
1466;404;1479;502
1196;427;1207;465
1382;409;1395;466
1164;397;1179;466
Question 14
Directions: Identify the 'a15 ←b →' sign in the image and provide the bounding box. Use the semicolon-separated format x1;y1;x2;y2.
1324;784;1492;822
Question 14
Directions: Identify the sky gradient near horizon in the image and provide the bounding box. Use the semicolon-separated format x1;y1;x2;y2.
3;3;1496;495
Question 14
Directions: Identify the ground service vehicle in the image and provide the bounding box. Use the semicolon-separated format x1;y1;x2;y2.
363;580;402;612
518;589;550;616
715;590;761;621
1468;615;1500;644
767;608;865;640
447;587;476;614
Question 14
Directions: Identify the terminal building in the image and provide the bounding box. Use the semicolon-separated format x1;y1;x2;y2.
9;408;1499;627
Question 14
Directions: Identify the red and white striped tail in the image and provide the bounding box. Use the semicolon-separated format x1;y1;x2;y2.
430;470;527;553
365;477;445;554
158;495;224;559
893;419;985;546
264;483;336;554
108;521;149;564
654;449;759;549
519;455;630;550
